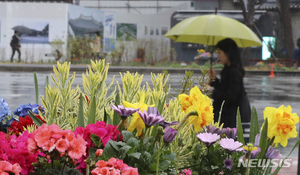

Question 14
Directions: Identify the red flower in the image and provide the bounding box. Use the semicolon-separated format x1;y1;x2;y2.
8;115;46;135
78;95;90;105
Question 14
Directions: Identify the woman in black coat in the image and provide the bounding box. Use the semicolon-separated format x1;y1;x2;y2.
209;38;249;128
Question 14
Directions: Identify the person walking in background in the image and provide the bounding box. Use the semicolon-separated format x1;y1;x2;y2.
10;31;21;63
208;38;251;128
93;33;101;60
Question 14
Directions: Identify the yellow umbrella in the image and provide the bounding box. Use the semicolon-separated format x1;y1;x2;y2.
165;14;262;47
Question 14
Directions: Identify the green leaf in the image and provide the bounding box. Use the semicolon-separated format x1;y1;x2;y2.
91;134;102;148
34;72;39;104
29;111;43;127
119;145;132;159
78;93;85;127
151;125;159;139
44;75;49;101
159;160;171;171
157;96;166;115
258;118;269;159
103;140;118;158
113;93;121;126
236;108;245;145
272;138;300;175
45;169;60;175
89;147;98;157
164;153;176;161
88;96;96;124
126;138;139;148
64;168;82;175
122;131;133;142
218;101;225;125
143;136;153;144
104;107;112;125
249;106;260;144
128;152;141;159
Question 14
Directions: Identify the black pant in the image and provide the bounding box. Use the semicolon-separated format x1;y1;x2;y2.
11;48;21;62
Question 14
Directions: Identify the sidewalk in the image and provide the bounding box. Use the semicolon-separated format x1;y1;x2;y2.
1;63;300;76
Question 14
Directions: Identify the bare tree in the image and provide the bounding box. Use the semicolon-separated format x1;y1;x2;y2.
277;0;294;62
240;0;257;66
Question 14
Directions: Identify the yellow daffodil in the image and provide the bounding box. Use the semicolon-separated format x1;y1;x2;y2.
263;105;299;147
123;93;153;136
178;86;206;113
197;49;205;54
185;96;213;132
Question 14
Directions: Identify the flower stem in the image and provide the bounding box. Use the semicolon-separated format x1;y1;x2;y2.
156;144;165;175
61;160;66;175
117;119;124;131
86;164;90;175
51;157;54;169
245;152;251;175
176;111;198;130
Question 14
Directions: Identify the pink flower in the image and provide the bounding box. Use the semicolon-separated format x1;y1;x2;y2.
96;149;103;157
91;167;110;175
220;138;244;153
12;163;21;175
95;160;107;168
56;138;69;153
42;140;55;152
122;167;139;175
34;124;51;148
180;169;192;175
0;161;12;172
68;135;87;160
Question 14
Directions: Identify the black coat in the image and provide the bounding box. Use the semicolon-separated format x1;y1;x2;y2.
211;65;244;128
10;35;20;49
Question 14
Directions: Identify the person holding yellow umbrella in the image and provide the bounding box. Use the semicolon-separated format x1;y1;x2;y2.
208;38;251;128
164;14;258;133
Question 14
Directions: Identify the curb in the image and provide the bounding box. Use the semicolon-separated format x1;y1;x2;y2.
0;64;300;76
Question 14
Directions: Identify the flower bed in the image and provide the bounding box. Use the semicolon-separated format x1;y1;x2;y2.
0;60;299;175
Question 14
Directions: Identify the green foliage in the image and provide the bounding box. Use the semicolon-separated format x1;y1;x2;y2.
34;72;39;104
67;36;95;61
101;131;176;174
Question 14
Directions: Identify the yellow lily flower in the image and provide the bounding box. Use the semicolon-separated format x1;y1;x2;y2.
123;93;152;136
263;105;299;147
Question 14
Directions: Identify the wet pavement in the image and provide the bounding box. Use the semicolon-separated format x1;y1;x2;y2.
0;71;300;160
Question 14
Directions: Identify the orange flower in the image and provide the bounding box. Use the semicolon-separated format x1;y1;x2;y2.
68;135;87;160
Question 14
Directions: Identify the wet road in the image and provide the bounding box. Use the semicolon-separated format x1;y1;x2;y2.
0;71;300;157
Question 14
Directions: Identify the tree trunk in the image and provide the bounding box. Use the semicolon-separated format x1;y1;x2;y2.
277;0;294;63
240;0;257;66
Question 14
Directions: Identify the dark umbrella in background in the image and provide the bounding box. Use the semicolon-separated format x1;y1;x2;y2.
12;25;33;35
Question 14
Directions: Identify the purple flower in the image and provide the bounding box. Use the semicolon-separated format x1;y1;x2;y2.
222;127;237;139
159;121;179;127
250;147;261;159
220;138;243;153
110;105;139;119
254;134;261;146
163;126;177;143
204;125;223;135
223;158;233;170
265;146;281;159
197;133;220;147
138;107;165;127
